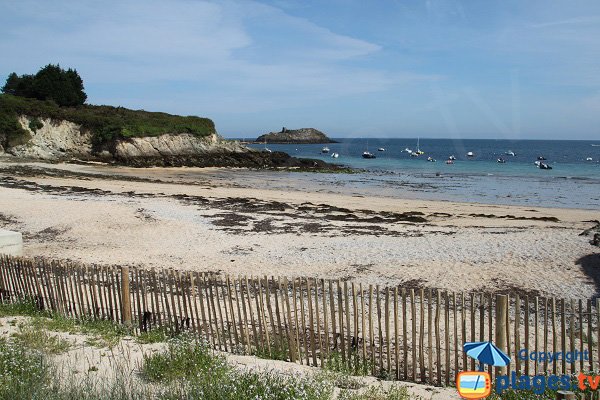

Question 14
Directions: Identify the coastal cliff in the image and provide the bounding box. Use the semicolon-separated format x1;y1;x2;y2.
1;114;332;169
0;95;339;169
256;127;335;144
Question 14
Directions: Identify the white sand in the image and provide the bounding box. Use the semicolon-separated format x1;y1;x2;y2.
0;160;598;299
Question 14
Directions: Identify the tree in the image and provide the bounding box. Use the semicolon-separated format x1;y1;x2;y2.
1;73;20;95
1;64;87;106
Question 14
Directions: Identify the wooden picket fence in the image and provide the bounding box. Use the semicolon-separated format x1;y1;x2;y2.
0;253;599;386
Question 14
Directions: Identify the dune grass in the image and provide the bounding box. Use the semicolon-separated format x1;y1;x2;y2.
0;300;421;399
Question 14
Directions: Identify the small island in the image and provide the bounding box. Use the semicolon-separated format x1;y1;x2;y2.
255;127;336;144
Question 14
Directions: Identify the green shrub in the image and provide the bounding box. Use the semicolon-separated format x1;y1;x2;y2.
141;335;229;383
28;117;44;132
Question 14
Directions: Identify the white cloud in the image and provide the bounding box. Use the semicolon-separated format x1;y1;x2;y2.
0;0;420;105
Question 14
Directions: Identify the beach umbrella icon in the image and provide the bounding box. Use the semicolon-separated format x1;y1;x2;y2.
463;341;510;371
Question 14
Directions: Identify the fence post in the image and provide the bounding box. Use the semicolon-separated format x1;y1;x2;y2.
495;294;508;376
121;266;132;326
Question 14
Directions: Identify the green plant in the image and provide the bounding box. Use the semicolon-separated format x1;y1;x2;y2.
136;327;171;344
324;351;372;376
29;315;131;348
316;370;364;390
0;298;45;318
253;334;290;361
0;337;49;398
13;324;71;354
141;334;228;383
28;117;44;132
338;385;411;400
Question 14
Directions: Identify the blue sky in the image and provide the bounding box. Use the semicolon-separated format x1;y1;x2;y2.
1;0;599;139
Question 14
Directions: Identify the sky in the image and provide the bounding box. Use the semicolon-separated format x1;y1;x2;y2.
1;0;599;140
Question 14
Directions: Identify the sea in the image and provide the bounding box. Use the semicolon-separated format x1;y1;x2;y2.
243;138;600;210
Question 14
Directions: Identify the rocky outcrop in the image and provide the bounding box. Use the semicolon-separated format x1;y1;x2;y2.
112;133;324;167
117;151;333;169
3;116;338;169
8;116;92;160
256;127;335;144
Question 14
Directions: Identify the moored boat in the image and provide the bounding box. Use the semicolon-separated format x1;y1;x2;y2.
362;151;376;159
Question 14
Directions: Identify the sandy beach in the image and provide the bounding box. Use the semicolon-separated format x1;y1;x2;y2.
0;159;598;300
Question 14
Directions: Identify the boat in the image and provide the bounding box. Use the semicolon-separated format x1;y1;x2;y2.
263;138;271;153
535;160;552;169
321;147;330;154
415;138;424;155
497;158;506;163
448;155;456;160
586;157;593;161
505;150;516;156
537;156;546;161
404;148;412;153
410;151;418;157
467;151;474;157
378;148;385;152
362;151;376;159
331;153;339;158
427;157;436;162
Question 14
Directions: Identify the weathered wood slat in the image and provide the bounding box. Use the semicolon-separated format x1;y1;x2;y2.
307;278;317;366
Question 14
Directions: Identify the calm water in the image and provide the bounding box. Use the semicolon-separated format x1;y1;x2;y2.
243;138;600;209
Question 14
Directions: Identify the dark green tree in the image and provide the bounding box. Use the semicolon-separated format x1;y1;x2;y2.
1;64;87;106
1;73;20;95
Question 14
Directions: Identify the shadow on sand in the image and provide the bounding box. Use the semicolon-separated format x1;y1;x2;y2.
576;253;600;299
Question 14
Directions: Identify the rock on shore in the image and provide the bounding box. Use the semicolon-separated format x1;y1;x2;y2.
255;127;335;144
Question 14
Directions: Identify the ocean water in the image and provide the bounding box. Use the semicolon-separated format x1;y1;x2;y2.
244;138;600;209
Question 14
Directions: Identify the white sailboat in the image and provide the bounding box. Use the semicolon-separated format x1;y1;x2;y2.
263;138;271;152
415;137;424;155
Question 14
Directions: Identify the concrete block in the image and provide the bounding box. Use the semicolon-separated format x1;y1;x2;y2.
0;229;23;256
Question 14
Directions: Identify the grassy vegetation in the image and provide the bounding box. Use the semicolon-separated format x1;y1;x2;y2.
0;337;48;398
0;300;130;348
136;326;170;344
30;315;131;348
0;93;216;148
142;334;333;400
338;386;411;400
0;300;421;399
0;298;43;317
13;324;71;354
